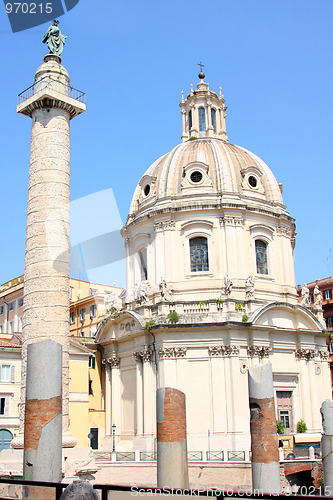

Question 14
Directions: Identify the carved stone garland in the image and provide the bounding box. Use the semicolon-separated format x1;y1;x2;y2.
158;347;187;359
208;345;239;357
247;346;271;358
295;349;316;360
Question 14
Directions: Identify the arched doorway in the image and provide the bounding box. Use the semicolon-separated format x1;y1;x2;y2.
0;429;13;452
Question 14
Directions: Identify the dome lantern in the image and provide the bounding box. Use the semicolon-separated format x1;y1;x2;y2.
180;72;228;142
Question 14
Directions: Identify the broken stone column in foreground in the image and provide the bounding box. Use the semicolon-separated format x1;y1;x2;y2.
321;400;333;490
156;387;189;489
248;363;281;494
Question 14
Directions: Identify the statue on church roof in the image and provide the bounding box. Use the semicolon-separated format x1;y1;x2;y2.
301;284;310;306
42;20;69;56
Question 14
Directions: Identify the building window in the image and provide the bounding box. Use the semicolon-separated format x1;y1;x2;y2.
0;325;2;334
188;110;192;131
199;107;206;132
326;316;333;329
89;289;98;296
309;293;314;303
276;390;292;432
324;289;332;301
90;304;96;319
211;108;217;132
0;365;14;383
89;380;93;395
0;397;9;417
255;240;268;275
89;356;96;369
79;308;86;323
8;303;14;312
0;306;3;315
190;237;209;272
70;311;76;324
18;298;23;307
139;249;148;281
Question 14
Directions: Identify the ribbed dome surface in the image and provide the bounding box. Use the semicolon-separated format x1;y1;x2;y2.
129;138;283;215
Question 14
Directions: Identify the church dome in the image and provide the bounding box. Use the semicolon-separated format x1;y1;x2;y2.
128;137;284;219
123;73;296;311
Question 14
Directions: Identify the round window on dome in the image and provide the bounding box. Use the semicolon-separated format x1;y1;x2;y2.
248;175;257;188
143;184;151;196
190;171;203;183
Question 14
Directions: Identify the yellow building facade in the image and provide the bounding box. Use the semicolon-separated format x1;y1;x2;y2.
0;275;123;450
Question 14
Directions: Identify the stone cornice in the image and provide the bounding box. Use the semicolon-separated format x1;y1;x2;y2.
126;200;293;230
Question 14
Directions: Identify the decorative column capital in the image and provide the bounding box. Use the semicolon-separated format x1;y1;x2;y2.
102;353;120;368
319;350;329;361
295;348;316;360
133;345;152;363
247;345;271;358
158;347;187;359
208;345;240;357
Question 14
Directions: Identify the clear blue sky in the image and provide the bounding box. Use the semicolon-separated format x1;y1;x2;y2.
1;0;332;288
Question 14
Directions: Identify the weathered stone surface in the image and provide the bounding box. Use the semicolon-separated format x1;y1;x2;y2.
60;481;100;499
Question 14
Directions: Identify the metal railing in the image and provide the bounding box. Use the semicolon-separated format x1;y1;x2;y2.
1;478;324;499
206;450;223;461
284;446;322;460
116;451;135;461
188;451;203;461
18;75;85;104
94;451;112;461
140;451;156;461
227;451;246;461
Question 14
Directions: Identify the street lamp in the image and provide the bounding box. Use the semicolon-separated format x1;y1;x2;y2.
112;423;116;452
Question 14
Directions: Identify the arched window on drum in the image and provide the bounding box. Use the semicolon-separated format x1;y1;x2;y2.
211;108;217;132
190;237;209;272
255;240;268;275
198;107;206;132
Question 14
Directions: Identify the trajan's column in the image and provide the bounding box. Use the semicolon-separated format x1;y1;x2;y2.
12;22;85;472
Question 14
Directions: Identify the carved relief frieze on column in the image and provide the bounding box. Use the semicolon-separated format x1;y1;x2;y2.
133;344;152;363
158;347;187;359
102;353;120;368
318;350;329;361
247;346;271;358
208;345;240;356
295;349;316;360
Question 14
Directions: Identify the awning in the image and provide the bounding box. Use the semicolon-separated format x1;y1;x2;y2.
294;433;321;444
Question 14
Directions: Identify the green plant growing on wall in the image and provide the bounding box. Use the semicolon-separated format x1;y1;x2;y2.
235;303;244;311
276;420;285;435
242;314;249;322
187;136;197;141
216;297;222;304
297;419;307;433
199;301;205;306
167;311;179;324
145;320;156;332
